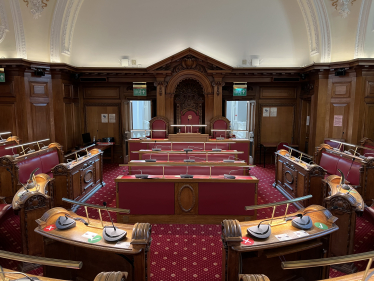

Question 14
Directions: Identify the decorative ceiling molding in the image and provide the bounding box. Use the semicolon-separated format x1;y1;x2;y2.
331;0;357;18
298;0;319;56
354;0;372;58
0;0;9;44
50;0;68;62
9;0;27;58
23;0;50;19
61;0;84;56
313;0;332;62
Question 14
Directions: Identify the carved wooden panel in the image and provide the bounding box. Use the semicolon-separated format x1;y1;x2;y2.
365;80;374;98
260;87;296;99
328;103;349;139
260;105;295;144
30;82;48;98
332;82;351;98
31;103;51;140
64;84;72;98
0;81;14;97
65;102;74;150
0;103;17;134
363;104;374;140
73;102;81;145
175;183;198;215
83;87;120;99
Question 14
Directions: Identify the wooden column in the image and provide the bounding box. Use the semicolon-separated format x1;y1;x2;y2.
212;77;224;117
155;80;167;117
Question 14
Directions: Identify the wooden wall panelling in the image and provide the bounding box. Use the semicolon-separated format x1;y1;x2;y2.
313;74;330;148
327;103;350;140
205;94;214;134
260;87;296;99
83;87;120;99
84;103;121;144
361;74;374;140
259;104;295;144
25;73;54;142
299;99;310;153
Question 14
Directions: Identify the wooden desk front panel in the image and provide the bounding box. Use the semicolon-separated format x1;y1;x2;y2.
274;153;325;208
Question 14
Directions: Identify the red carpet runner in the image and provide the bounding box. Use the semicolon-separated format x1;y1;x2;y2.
0;163;373;279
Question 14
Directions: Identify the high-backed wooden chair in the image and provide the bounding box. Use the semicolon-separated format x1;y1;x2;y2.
210;116;230;139
360;137;374;157
149;116;169;139
180;109;200;133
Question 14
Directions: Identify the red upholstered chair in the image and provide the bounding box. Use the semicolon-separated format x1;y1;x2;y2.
277;142;289;151
180;110;199;133
210;116;230;139
0;197;12;225
149;116;169;139
360;138;374;157
324;139;344;151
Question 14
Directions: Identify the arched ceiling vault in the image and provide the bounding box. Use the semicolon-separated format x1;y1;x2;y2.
0;0;373;67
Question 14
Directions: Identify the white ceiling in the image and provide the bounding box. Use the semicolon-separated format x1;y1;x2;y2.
0;0;373;67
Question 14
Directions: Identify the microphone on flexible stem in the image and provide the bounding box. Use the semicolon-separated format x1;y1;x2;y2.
145;151;156;162
184;156;205;163
180;165;193;178
223;156;244;163
224;168;251;179
102;201;127;242
291;206;339;230
132;169;149;179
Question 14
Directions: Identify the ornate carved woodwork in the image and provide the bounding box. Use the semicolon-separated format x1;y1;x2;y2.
324;175;364;274
11;173;54;256
174;79;205;126
314;143;374;206
52;148;104;209
273;149;326;208
0;143;64;203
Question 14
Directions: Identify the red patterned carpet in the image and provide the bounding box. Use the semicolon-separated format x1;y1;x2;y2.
0;162;373;280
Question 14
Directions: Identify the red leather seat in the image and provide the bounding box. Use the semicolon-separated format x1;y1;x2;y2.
0;203;12;224
151;120;167;139
277;142;289;151
320;152;340;175
212;120;227;139
40;151;59;174
0;143;14;157
335;158;361;185
18;157;43;183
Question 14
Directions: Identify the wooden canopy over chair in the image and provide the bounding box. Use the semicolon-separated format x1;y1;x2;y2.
210;116;230;139
149;116;169;139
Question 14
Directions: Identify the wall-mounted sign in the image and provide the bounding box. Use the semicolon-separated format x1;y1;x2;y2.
109;114;116;123
333;115;343;127
270;107;277;117
133;82;147;96
306;116;310;126
233;82;247;96
0;72;4;83
263;107;270;117
101;114;108;123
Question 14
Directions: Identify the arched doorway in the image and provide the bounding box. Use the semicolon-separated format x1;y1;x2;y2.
174;79;205;133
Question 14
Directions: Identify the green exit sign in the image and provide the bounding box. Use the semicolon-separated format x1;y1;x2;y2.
133;88;147;96
233;88;247;96
0;73;4;82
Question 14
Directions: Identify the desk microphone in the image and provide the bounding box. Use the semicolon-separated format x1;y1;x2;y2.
102;201;127;242
184;156;206;163
216;134;225;141
152;140;161;151
212;141;222;152
132;169;149;179
145;151;156;162
223;156;244;163
180;165;193;179
224;168;251;179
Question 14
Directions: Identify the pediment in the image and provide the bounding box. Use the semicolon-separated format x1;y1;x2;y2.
147;48;233;73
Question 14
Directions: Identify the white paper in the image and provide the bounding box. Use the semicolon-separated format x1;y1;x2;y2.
306;116;310;126
275;234;292;241
116;241;131;248
109;114;116;123
333;115;343;126
270;107;277;117
82;231;97;239
263;107;270;117
101;114;108;123
294;230;309;238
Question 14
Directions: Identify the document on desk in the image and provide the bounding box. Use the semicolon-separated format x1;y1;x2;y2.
82;231;97;239
275;234;292;241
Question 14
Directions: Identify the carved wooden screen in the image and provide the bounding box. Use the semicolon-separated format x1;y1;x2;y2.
174;79;204;132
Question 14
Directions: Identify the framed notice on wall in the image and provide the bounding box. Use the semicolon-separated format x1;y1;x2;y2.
270;107;277;117
109;114;116;123
263;108;270;117
333;115;343;126
101;114;108;123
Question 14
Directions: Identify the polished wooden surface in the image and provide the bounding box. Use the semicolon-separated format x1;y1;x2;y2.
168;133;209;142
52;148;104;209
116;175;258;183
221;205;338;281
35;207;151;281
123;160;251;166
273;149;325;208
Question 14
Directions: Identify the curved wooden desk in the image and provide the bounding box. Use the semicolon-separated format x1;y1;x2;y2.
35;208;151;281
221;205;338;281
324;175;364;273
116;175;258;224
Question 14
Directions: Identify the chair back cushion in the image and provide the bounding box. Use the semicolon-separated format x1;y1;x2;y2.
40;150;59;174
277;142;289;151
180;110;199;133
319;152;340;175
212;120;227;139
335;158;361;185
151;120;167;139
18;157;43;183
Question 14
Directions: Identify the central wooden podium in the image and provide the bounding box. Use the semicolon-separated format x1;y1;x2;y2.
168;133;209;142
